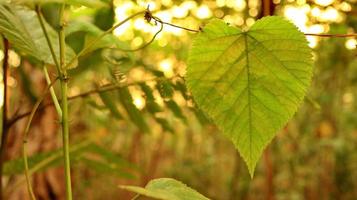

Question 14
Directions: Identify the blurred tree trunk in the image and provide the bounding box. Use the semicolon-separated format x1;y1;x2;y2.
258;1;276;200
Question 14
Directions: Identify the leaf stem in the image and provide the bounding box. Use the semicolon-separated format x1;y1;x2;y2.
59;4;73;200
35;5;61;75
43;65;62;117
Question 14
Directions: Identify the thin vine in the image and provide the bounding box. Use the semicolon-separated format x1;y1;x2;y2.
23;77;59;200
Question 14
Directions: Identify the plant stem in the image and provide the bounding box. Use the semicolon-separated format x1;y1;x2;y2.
36;5;62;117
60;80;72;200
35;5;61;74
59;4;73;200
43;66;62;117
0;37;9;200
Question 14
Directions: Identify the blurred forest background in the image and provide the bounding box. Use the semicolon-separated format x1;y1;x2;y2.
1;0;357;199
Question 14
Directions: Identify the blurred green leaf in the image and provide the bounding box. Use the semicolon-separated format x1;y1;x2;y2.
3;141;90;175
66;20;130;55
119;178;210;200
165;100;187;123
0;4;77;68
79;158;135;179
173;80;190;100
93;0;114;30
99;91;122;119
85;143;137;170
154;117;174;133
3;142;136;177
118;87;150;133
156;80;174;99
140;83;162;113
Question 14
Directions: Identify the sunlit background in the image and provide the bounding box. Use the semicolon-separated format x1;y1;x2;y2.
1;0;357;199
1;0;356;109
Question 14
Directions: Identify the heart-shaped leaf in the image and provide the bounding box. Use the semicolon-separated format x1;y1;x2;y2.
187;16;313;176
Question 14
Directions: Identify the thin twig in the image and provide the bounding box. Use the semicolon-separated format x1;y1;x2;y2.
115;20;164;52
304;33;357;37
23;78;59;200
151;16;199;33
64;10;147;69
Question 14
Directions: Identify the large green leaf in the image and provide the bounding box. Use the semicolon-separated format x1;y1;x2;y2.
187;16;313;176
120;178;210;200
0;5;77;68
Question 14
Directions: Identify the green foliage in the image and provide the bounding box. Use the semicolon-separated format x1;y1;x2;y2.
120;178;210;200
99;91;123;119
165;100;187;123
3;142;136;179
140;83;162;113
118;87;150;133
65;20;130;55
0;4;77;67
187;16;313;176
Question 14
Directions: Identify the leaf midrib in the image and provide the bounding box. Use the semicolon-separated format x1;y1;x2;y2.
243;33;253;168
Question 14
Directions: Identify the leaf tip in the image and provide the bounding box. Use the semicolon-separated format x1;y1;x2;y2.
247;165;255;179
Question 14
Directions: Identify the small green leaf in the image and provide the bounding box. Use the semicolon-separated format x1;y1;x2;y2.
173;80;190;100
165;100;187;123
187;17;313;176
139;83;162;113
156;80;174;99
99;91;122;119
154;117;174;133
118;87;150;133
119;178;210;200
